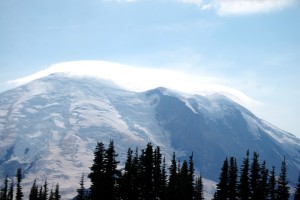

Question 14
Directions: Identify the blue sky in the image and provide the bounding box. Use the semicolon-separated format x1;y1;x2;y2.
0;0;300;136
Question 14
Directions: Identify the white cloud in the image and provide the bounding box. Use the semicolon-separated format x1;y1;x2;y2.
180;0;295;15
8;60;262;110
216;0;295;15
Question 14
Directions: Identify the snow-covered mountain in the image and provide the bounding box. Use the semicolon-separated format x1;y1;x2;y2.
1;73;300;198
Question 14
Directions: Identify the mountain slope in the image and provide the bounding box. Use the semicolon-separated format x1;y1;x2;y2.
0;73;300;198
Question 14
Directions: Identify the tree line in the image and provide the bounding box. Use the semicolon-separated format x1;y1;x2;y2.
213;150;300;200
84;140;204;200
1;141;300;199
0;168;61;200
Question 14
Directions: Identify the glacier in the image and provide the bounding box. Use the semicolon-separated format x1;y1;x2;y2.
0;73;300;198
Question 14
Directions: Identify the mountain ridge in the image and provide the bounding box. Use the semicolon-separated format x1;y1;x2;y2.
0;73;299;198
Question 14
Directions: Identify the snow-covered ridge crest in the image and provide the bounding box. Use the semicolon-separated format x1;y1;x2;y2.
8;60;262;110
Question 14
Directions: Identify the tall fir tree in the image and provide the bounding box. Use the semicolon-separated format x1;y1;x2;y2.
103;140;121;200
0;176;8;200
38;186;43;200
228;157;238;200
7;179;13;200
42;180;48;200
54;183;60;200
213;158;229;200
167;152;178;200
48;190;54;200
88;141;106;200
277;157;290;200
178;160;189;200
153;146;163;200
29;180;38;200
16;168;23;200
139;143;154;200
76;174;86;200
160;157;167;200
250;152;261;199
122;148;134;200
238;150;250;200
259;161;269;200
294;173;300;200
267;166;277;200
187;153;195;200
194;176;204;200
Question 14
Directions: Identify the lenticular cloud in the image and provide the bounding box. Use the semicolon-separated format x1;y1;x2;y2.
8;60;262;110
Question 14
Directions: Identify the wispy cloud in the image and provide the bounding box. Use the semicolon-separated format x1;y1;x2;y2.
8;60;262;110
180;0;295;15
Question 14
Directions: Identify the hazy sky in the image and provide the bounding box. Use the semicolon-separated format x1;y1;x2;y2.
0;0;299;136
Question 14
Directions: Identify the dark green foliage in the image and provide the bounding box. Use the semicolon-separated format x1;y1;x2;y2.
42;180;48;200
7;179;13;200
121;148;138;200
277;157;290;200
268;166;277;200
228;157;238;200
187;153;195;199
161;157;167;200
153;146;163;200
178;160;189;200
54;183;60;200
103;140;121;200
139;143;154;200
1;142;298;200
167;152;178;200
76;174;86;200
48;190;54;200
38;186;43;200
16;168;23;200
0;176;8;200
250;152;261;199
88;141;106;200
259;161;269;200
213;158;229;200
194;176;204;200
29;180;38;200
238;150;250;200
294;173;300;200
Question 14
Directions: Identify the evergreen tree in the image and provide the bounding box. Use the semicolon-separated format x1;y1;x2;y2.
267;166;277;200
228;157;238;200
294;173;300;200
42;180;48;200
103;140;121;200
153;146;163;200
178;160;189;200
38;186;43;200
49;190;54;200
121;148;134;200
187;153;195;200
259;161;269;200
213;158;229;200
277;157;290;200
7;179;13;200
0;176;8;200
238;150;250;200
76;174;86;200
139;143;154;200
88;142;106;200
16;168;23;200
167;152;178;200
54;183;60;200
194;176;204;200
250;152;261;199
29;180;38;200
160;157;167;200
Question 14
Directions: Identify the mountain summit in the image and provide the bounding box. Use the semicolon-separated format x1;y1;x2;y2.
0;73;299;198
